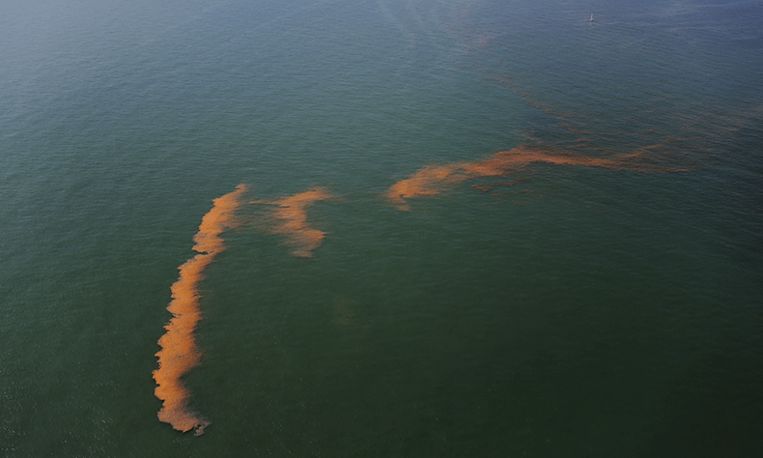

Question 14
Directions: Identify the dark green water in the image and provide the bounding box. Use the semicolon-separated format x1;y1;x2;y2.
2;0;762;456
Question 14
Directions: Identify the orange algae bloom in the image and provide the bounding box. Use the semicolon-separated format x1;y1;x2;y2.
387;146;665;209
269;187;333;257
153;184;247;435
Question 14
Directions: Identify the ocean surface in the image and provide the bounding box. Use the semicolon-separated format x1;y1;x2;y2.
1;0;762;456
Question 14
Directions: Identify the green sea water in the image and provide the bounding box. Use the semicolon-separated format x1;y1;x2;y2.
1;0;762;456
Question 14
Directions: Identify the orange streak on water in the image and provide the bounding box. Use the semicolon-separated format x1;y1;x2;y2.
270;187;332;257
387;146;673;209
153;184;247;435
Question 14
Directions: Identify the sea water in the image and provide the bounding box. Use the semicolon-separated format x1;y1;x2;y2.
1;0;762;456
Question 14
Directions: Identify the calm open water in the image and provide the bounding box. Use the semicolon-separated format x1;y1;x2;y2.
1;0;762;456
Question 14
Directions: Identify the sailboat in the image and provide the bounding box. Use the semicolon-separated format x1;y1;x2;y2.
587;12;595;23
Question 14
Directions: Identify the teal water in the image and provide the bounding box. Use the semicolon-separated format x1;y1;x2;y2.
1;0;762;456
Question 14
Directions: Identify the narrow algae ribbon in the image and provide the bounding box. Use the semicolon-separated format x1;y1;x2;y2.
153;184;247;435
386;146;682;210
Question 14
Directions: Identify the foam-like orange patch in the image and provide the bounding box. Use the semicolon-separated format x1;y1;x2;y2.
269;187;333;257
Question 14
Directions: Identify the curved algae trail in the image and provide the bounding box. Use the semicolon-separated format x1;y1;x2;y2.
387;146;681;210
153;184;247;435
